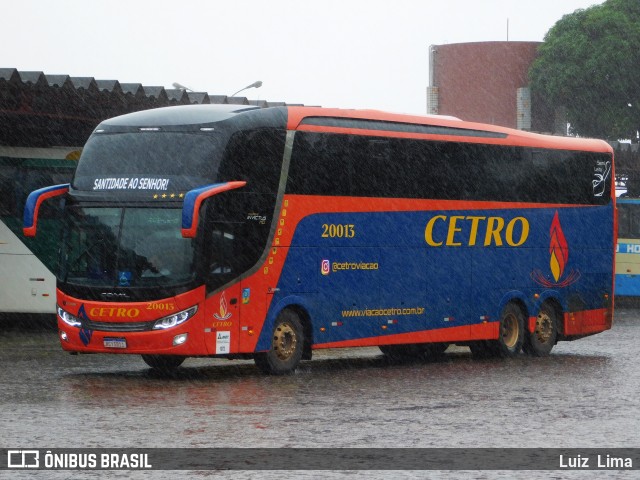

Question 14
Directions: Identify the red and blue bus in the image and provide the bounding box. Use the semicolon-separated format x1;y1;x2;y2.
24;104;616;373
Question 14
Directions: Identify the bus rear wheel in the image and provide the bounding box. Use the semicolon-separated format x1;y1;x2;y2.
472;304;524;358
141;354;185;371
254;310;304;375
492;303;525;357
523;303;558;356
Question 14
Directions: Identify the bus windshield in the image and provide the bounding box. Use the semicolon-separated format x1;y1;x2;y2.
60;206;196;288
72;132;224;192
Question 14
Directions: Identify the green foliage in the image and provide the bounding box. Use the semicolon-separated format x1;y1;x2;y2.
529;0;640;140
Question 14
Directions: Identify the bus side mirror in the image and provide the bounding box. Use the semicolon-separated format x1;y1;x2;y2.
181;181;246;238
23;183;70;237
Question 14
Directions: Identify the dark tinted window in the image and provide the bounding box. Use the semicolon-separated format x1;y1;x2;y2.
286;133;350;196
202;128;286;292
75;132;223;177
618;203;640;239
72;132;224;192
202;192;273;292
287;132;612;205
219;128;286;194
619;204;630;238
0;157;75;272
300;116;507;138
59;207;196;288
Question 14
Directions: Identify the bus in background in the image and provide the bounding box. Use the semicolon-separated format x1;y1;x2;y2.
615;197;640;297
24;105;615;373
0;146;79;314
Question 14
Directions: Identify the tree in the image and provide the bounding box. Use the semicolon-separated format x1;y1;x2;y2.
529;0;640;140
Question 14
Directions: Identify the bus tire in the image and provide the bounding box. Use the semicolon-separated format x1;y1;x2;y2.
523;302;558;356
491;303;525;357
141;354;185;371
254;309;304;375
379;343;448;361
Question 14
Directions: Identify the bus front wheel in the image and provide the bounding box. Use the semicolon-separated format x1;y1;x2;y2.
523;303;558;356
254;310;304;375
141;354;185;371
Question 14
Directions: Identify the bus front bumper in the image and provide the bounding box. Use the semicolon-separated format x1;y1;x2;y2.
57;318;206;355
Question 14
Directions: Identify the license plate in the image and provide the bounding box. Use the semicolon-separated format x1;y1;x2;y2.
103;337;127;349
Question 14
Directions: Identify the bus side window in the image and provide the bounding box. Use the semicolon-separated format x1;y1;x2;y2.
203;193;272;292
287;133;350;196
203;196;238;288
630;209;640;239
219;128;285;194
0;177;16;216
209;228;235;274
618;206;630;238
351;138;394;197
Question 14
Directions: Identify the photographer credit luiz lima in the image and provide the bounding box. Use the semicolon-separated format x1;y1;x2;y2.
559;453;633;469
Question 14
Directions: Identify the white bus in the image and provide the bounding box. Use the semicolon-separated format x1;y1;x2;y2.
0;146;79;314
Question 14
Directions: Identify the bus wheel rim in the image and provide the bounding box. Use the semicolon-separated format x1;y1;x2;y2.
273;322;297;361
501;313;519;348
535;311;553;344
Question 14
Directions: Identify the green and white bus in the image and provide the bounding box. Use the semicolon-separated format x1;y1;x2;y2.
0;146;78;314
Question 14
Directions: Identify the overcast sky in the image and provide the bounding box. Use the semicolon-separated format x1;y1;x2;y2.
3;0;603;115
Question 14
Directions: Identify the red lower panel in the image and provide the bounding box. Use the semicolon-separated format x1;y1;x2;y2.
563;309;611;336
313;322;500;350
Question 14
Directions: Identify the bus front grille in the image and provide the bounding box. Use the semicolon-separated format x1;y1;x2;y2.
81;320;153;332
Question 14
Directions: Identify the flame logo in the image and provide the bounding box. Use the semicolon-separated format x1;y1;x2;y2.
531;211;580;288
219;294;228;318
549;211;568;282
213;292;232;321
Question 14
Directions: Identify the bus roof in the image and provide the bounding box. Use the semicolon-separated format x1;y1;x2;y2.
286;106;614;154
94;104;613;155
97;104;262;128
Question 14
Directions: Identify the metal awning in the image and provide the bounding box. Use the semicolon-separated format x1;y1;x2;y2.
0;67;294;147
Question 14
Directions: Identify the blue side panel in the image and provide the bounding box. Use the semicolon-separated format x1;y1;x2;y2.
256;204;614;350
615;274;640;297
618;243;640;254
618;198;640;205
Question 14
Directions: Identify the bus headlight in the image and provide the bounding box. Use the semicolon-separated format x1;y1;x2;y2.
153;306;198;330
173;333;188;346
57;305;82;327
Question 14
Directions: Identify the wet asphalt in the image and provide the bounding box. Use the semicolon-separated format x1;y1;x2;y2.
1;308;639;479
